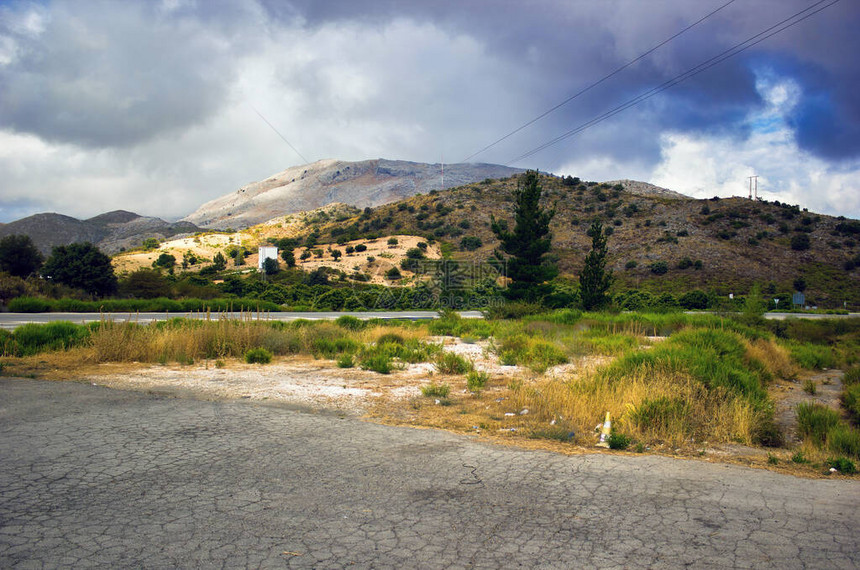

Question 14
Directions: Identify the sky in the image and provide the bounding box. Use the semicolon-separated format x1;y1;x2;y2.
1;0;858;223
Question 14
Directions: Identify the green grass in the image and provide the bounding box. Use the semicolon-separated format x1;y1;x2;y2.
420;383;451;398
8;321;91;356
796;402;841;445
785;341;837;370
843;384;860;425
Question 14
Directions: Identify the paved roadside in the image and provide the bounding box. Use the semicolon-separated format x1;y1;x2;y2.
1;378;858;568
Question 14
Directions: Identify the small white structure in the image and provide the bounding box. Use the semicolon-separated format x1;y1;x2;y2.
258;246;279;270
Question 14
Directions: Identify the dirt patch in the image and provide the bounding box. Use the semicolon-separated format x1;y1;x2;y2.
771;369;845;444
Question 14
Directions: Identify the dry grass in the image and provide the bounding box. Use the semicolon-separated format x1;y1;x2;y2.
745;338;798;381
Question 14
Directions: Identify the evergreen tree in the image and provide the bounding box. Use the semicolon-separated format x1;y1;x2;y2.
42;242;117;297
579;219;613;310
490;171;557;301
0;234;43;277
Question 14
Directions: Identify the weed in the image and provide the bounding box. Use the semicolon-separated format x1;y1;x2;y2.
11;321;91;356
421;383;451;398
767;453;779;465
791;451;809;464
634;442;647;453
826;457;857;474
796;403;840;445
376;332;405;345
608;433;632;450
244;347;272;364
786;341;837;370
215;359;225;369
434;352;473;374
803;379;817;395
844;366;860;386
466;370;489;392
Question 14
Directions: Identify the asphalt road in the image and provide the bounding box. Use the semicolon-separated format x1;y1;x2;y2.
1;379;858;568
0;310;856;330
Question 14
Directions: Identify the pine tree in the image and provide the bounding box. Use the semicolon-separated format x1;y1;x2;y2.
579;219;613;310
490;171;557;301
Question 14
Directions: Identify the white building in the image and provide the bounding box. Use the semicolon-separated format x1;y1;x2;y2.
258;246;279;270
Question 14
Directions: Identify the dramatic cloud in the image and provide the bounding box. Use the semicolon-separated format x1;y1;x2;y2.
0;0;858;221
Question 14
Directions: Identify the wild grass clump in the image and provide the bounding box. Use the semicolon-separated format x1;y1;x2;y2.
844;366;860;386
310;337;361;359
827;425;860;459
359;352;393;374
420;382;451;398
336;354;354;368
796;403;841;445
244;347;272;364
608;432;632;450
843;384;860;425
827;457;857;474
434;352;473;374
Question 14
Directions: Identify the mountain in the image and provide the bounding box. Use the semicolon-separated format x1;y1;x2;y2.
0;210;199;255
181;158;523;229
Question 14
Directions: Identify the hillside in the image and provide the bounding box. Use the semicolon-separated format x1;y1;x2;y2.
0;210;199;255
281;174;860;307
123;172;860;308
181;158;523;229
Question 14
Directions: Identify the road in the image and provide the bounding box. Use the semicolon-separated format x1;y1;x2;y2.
1;378;858;568
0;310;484;330
0;310;856;330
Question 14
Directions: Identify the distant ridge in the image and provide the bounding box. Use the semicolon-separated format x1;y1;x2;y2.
182;158;523;229
0;210;199;255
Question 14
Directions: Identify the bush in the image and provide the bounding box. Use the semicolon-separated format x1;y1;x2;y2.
336;354;354;368
385;267;402;280
460;236;483;251
434;352;473;374
466;369;489;392
679;290;710;310
244;347;273;364
790;234;811;251
420;383;451;398
608;433;632;450
360;352;393;374
827;457;857;474
649;261;668;275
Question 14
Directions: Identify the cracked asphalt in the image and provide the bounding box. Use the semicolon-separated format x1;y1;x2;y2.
1;378;858;569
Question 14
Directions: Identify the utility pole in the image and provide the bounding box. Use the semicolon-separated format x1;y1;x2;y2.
747;175;758;200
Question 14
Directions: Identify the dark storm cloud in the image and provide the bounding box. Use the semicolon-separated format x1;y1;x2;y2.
0;0;243;147
266;0;860;166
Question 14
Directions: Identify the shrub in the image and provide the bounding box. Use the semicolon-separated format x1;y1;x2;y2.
649;261;668;275
790;234;810;251
244;347;273;364
466;369;489;392
827;457;857;474
608;433;632;450
460;236;483;251
360;352;393;374
435;352;473;374
376;333;405;345
336;354;354;368
421;383;451;398
385;267;402;280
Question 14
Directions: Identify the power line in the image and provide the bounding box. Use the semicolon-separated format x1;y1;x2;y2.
460;0;738;163
251;106;310;165
508;0;840;165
